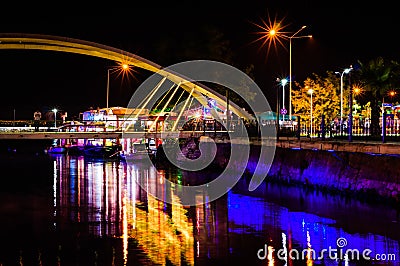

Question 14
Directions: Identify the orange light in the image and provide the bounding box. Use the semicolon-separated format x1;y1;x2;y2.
113;62;138;84
352;84;364;97
249;14;290;59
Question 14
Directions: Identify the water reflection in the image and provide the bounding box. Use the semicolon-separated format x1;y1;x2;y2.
0;153;398;265
53;155;399;265
53;155;195;265
228;179;400;265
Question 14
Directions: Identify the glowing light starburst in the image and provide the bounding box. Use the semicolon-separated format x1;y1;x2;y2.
117;61;136;81
249;14;290;59
352;84;364;97
108;59;140;87
387;90;397;99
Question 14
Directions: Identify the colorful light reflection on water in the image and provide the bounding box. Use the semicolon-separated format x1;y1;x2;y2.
227;190;399;265
0;153;398;265
52;155;195;266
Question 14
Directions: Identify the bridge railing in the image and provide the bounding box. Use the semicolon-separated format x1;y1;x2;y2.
278;115;400;142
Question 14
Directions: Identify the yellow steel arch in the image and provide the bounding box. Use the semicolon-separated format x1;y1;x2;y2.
0;33;253;120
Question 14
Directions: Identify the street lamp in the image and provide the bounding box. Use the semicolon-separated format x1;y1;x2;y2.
280;78;288;122
335;67;352;133
388;90;397;100
308;88;314;136
52;108;58;128
253;20;310;123
353;86;362;114
286;26;312;123
106;63;130;110
106;68;111;110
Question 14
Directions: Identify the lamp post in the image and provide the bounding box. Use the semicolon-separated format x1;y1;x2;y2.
276;79;280;141
353;87;361;115
308;88;314;137
106;68;111;110
280;78;288;122
335;67;352;134
52;108;58;129
106;64;130;110
287;26;312;123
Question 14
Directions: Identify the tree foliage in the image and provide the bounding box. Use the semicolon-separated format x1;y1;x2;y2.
353;57;400;136
292;57;400;136
292;72;343;127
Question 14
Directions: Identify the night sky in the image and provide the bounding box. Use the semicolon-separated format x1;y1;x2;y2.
0;1;398;120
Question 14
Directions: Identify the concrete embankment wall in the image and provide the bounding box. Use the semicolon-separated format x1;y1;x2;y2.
221;143;400;201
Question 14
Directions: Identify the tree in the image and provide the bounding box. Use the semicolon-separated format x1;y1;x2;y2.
353;57;400;137
292;72;342;130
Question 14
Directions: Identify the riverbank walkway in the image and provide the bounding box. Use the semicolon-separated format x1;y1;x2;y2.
274;137;400;156
1;130;400;156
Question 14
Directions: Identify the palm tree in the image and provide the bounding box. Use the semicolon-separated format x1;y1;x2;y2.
354;57;400;137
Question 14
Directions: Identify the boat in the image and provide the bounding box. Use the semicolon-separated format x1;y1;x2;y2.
83;144;124;160
46;146;68;154
46;139;68;154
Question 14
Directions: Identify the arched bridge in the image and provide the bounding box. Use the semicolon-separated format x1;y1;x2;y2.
0;33;253;121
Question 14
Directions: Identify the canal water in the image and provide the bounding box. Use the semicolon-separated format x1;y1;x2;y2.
0;145;399;266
